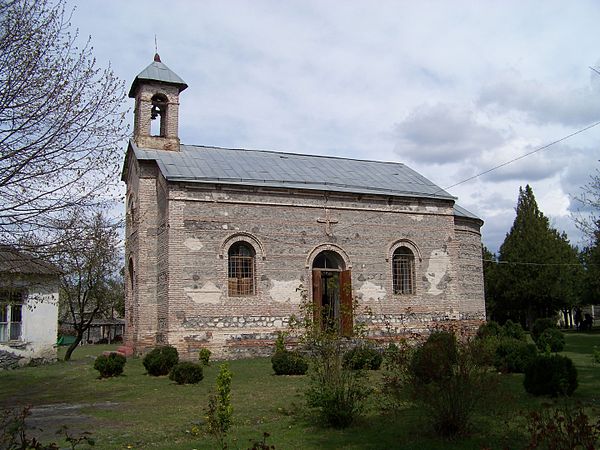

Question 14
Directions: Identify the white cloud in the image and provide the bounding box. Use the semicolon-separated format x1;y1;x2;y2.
479;72;600;126
393;104;507;164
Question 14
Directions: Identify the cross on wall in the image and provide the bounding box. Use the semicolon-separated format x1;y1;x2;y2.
317;208;339;236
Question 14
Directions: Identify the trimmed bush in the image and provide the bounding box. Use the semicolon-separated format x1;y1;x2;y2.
143;345;179;376
532;318;557;342
524;354;578;396
494;338;538;373
536;328;565;353
199;348;211;366
502;320;526;341
271;350;308;375
476;321;503;340
169;362;204;384
94;352;126;378
343;345;382;370
411;331;457;383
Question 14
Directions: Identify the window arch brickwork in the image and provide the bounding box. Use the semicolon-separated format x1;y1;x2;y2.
220;233;265;298
388;239;420;296
228;242;256;297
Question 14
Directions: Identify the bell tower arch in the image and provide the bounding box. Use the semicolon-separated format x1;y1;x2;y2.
128;53;188;151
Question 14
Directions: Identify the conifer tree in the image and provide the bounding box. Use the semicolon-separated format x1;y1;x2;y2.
493;185;582;328
581;221;600;305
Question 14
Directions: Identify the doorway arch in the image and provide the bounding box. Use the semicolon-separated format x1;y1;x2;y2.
311;249;353;335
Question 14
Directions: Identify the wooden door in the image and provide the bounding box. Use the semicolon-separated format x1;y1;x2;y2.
312;270;322;329
340;270;352;336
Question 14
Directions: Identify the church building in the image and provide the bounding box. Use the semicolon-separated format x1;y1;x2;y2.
122;55;486;358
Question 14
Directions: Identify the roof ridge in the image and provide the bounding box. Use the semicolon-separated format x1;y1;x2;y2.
180;143;406;167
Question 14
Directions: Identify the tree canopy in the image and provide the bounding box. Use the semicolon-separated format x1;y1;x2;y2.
489;185;582;327
56;211;121;361
0;0;127;245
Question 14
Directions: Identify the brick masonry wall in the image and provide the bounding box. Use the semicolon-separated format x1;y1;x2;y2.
132;82;181;151
124;180;486;359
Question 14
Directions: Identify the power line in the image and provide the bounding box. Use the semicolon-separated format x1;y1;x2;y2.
483;259;598;267
440;119;600;193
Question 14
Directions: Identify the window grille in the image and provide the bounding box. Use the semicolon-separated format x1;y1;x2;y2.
228;243;255;296
393;247;415;295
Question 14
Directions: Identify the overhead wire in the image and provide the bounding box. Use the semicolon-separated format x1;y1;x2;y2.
438;119;600;193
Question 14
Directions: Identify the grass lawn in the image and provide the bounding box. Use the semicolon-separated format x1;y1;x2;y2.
1;331;600;449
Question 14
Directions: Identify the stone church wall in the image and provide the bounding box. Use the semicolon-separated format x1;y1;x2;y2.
129;181;486;359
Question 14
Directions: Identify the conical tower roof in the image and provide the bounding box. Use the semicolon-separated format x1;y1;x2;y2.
128;53;188;98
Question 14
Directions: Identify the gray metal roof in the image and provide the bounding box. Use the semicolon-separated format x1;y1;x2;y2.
128;55;188;98
453;204;481;221
130;141;458;201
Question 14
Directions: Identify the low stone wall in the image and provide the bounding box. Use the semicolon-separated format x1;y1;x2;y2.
171;316;486;360
0;349;24;369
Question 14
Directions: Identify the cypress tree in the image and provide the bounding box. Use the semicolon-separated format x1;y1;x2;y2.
494;185;582;328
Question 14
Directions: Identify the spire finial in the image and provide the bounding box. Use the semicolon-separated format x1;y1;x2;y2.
153;35;161;62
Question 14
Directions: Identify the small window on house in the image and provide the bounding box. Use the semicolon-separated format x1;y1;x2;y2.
150;93;168;137
228;242;256;297
0;290;24;341
392;247;415;295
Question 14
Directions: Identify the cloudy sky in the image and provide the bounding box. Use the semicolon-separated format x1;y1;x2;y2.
66;0;600;253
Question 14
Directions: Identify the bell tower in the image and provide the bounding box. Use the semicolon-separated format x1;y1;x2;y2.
128;54;188;151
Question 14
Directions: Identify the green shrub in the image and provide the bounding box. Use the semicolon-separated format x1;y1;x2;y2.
532;318;557;342
536;328;565;353
169;362;203;384
502;319;526;341
524;354;578;396
476;321;503;340
274;331;286;353
305;336;371;428
494;338;538;373
271;350;308;375
206;364;233;450
593;347;600;364
143;345;179;376
411;331;457;383
93;352;126;378
408;339;498;437
380;340;414;412
343;344;382;370
199;348;212;366
525;401;600;449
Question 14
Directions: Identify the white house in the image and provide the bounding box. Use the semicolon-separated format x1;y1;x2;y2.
0;246;59;369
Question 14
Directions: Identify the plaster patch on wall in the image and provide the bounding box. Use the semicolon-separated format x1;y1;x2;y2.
222;224;228;230
185;281;222;304
357;281;386;301
183;238;204;251
425;206;439;213
425;249;450;295
269;279;302;303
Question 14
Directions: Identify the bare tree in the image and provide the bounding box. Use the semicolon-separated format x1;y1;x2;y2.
55;211;121;361
574;168;600;241
0;0;128;245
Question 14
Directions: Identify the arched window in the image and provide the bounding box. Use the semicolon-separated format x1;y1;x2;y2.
392;247;415;295
150;93;168;137
228;242;256;296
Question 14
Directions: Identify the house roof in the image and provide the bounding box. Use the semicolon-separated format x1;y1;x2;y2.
0;246;60;275
128;54;188;98
129;140;459;202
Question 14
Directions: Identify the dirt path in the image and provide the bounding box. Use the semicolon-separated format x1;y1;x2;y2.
25;401;120;444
